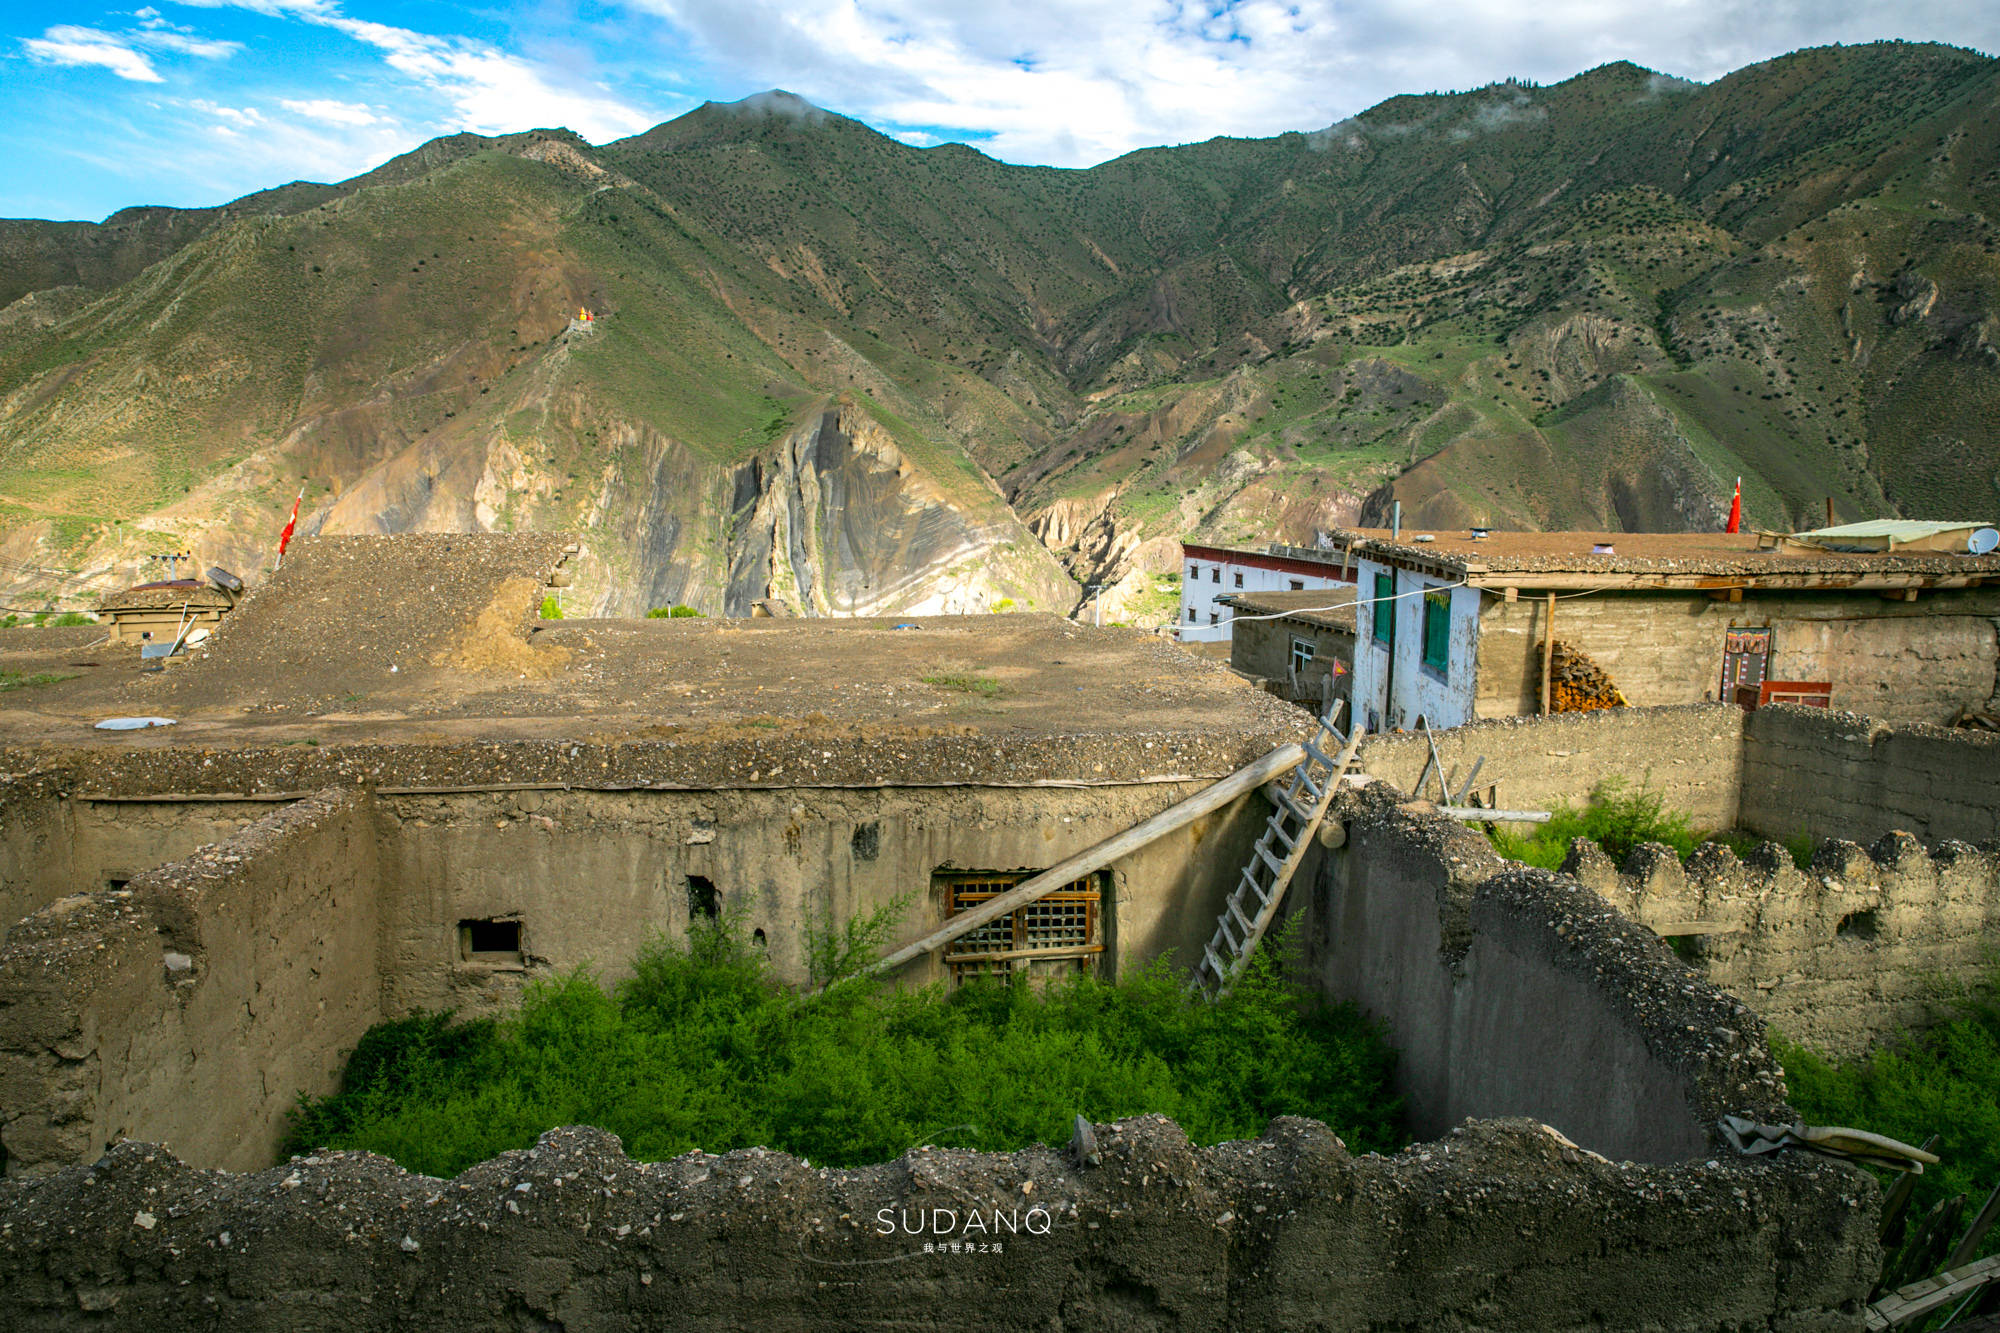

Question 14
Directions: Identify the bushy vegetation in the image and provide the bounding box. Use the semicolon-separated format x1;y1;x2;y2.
1487;780;1698;868
646;605;704;618
538;595;563;620
1776;976;2000;1273
1487;781;1814;871
283;919;1404;1178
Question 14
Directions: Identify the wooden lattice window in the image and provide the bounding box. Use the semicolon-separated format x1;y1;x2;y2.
938;871;1103;983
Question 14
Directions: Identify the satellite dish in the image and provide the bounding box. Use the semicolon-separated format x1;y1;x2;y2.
1968;528;2000;555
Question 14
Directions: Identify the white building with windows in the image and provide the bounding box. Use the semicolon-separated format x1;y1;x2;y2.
1177;542;1354;643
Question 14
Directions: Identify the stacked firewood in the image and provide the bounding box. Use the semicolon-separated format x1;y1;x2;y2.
1545;640;1629;712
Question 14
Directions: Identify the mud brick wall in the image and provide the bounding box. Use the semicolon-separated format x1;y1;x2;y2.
1740;705;2000;846
0;774;73;929
1564;833;2000;1057
1227;615;1353;703
0;1116;1876;1332
1301;787;1789;1164
0;789;382;1177
1474;588;2000;725
1356;704;1746;831
375;781;1268;1014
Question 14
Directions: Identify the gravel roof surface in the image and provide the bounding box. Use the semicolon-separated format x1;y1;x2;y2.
0;535;1304;788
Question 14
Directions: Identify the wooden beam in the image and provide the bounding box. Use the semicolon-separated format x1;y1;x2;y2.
1439;806;1551;823
1540;593;1556;715
865;743;1309;979
1867;1252;2000;1329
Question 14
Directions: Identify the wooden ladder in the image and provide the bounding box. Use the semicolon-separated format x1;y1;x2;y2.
1190;701;1364;1000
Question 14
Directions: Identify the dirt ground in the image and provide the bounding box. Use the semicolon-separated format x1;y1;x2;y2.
0;535;1307;782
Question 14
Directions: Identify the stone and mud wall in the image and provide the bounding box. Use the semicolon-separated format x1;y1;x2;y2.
0;767;1266;1176
1564;833;2000;1058
1355;703;1747;830
378;781;1262;1013
0;788;380;1175
1472;588;2000;725
1299;786;1787;1163
1741;705;2000;847
0;778;1882;1330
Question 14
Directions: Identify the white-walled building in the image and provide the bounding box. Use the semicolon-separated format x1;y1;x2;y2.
1177;543;1354;643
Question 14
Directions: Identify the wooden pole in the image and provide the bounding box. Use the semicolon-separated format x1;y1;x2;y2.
1540;593;1556;714
864;742;1309;979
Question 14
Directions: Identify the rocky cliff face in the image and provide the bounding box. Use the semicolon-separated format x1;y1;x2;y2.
314;392;1074;619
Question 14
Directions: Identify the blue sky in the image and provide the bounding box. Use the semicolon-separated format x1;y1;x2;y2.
4;1;1996;221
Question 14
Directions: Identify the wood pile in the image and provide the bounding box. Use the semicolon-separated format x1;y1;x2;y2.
1544;640;1629;712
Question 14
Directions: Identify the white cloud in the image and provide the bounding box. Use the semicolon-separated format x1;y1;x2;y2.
21;18;242;84
24;28;164;82
191;98;263;126
280;97;383;126
623;0;2000;166
171;0;657;140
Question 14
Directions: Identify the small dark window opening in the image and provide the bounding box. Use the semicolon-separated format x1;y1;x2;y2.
459;918;521;961
1233;571;1244;588
687;875;719;920
752;928;768;948
1210;567;1220;583
1289;579;1304;591
1837;909;1880;941
106;877;130;892
851;821;881;862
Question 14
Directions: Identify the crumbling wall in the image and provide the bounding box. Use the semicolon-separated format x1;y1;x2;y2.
0;788;381;1177
1356;704;1745;830
0;774;73;929
0;781;286;932
1741;705;2000;846
1563;833;2000;1057
0;1116;1876;1331
1302;787;1788;1163
375;782;1267;1012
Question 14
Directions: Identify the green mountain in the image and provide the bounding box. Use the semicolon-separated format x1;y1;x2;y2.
2;44;1996;619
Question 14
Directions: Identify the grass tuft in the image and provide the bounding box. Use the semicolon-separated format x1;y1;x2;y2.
921;671;1002;698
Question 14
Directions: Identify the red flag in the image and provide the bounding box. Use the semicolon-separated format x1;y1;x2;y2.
277;484;305;562
1725;477;1742;534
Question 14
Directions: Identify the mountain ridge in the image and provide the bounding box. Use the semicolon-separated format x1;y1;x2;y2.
1;41;1996;621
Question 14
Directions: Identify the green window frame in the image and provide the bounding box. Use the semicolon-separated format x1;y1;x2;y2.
1421;590;1451;676
1372;573;1394;644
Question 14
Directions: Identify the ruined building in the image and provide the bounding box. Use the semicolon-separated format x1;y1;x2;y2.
1;534;1995;1328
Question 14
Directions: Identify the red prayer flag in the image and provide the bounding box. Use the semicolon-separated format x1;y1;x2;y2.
1725;477;1742;534
277;484;304;559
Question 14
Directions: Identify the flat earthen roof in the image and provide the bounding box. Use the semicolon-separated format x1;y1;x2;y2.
0;536;1304;791
1221;587;1358;632
1326;528;2000;584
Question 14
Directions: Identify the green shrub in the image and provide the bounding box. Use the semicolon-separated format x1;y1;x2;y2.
283;919;1405;1177
1487;779;1697;868
646;605;704;618
50;611;92;627
538;595;563;619
1776;979;2000;1268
